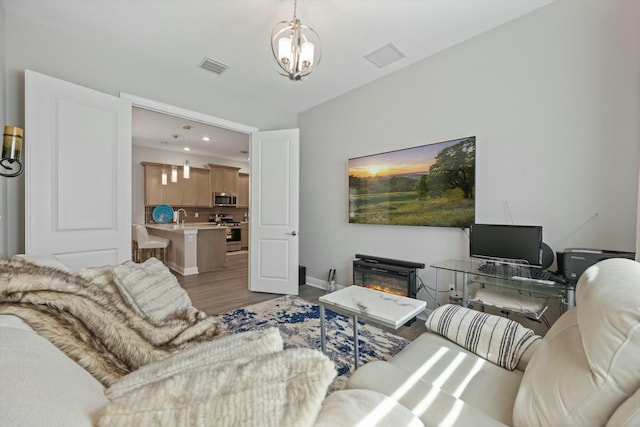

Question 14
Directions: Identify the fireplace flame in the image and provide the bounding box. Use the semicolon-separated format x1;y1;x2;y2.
363;284;407;297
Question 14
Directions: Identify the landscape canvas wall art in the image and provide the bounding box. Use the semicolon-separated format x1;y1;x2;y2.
348;136;476;228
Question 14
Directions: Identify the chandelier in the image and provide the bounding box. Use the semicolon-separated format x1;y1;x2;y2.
271;0;321;81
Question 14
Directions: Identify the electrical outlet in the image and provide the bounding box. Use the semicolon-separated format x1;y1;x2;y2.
195;212;199;218
448;284;455;291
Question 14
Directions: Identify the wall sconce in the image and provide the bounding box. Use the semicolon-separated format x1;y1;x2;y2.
1;126;24;178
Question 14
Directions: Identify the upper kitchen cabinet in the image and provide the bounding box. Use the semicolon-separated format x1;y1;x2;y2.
238;173;249;208
142;162;211;207
205;164;240;194
193;169;211;207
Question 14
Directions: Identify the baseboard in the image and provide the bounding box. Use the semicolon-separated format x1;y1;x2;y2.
305;275;346;291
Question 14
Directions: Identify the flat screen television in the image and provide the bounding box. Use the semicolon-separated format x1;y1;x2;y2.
469;223;543;267
348;136;476;227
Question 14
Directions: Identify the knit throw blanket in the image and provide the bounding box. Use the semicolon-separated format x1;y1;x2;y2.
426;304;541;371
0;258;222;386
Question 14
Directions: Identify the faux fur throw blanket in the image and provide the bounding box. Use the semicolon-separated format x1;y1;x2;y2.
426;304;541;371
0;259;222;386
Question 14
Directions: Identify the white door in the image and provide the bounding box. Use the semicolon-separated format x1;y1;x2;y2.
25;70;131;271
249;129;300;295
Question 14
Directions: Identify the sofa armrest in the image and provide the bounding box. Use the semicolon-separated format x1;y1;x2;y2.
347;361;508;427
515;337;541;371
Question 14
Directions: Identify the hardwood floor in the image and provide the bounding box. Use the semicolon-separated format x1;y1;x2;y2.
177;252;428;341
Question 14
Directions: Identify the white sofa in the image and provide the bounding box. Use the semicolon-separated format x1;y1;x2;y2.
1;257;638;426
347;258;640;426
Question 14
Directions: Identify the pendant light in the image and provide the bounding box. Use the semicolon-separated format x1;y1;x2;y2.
171;165;178;183
271;0;321;81
183;160;190;179
161;167;167;186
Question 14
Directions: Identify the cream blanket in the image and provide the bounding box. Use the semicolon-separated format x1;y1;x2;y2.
0;258;222;385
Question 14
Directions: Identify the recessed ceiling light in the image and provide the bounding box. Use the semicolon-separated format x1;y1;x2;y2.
183;147;190;151
202;137;211;142
182;125;192;130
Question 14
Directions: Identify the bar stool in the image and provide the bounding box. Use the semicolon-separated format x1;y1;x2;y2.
132;224;170;265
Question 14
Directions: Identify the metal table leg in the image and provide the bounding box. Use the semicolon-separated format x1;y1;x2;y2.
353;314;359;369
320;305;326;354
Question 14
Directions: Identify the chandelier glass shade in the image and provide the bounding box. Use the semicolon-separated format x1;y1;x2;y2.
271;0;321;81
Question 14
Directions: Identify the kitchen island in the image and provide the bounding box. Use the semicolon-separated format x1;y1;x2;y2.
145;223;227;275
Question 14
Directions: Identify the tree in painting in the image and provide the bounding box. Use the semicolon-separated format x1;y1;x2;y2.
416;137;475;200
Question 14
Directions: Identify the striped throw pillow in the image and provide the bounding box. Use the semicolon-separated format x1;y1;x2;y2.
426;304;540;370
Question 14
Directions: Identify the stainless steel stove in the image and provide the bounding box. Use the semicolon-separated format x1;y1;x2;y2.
209;214;242;251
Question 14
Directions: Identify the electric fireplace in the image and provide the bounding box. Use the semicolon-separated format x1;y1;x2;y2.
352;254;425;298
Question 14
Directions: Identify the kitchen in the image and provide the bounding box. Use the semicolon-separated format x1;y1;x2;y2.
131;107;251;275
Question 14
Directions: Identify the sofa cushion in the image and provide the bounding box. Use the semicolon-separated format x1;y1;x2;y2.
347;360;508;427
513;258;640;426
314;389;424;427
0;314;107;427
347;332;522;425
607;387;640;427
111;257;193;323
426;304;540;370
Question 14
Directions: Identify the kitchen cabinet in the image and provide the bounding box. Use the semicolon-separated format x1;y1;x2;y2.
206;163;240;194
238;173;249;207
241;222;249;250
142;162;211;207
193;169;211;207
143;163;165;206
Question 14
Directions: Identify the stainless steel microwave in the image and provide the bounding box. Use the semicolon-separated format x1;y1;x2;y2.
213;192;237;207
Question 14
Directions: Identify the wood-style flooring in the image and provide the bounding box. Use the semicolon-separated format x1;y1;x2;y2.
177;252;428;341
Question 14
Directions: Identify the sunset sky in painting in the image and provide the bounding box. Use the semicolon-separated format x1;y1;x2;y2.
349;138;461;178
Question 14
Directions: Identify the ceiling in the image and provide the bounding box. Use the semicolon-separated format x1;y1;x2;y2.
3;0;554;162
132;107;251;163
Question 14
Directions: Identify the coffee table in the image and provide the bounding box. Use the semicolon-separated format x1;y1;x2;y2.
318;286;426;368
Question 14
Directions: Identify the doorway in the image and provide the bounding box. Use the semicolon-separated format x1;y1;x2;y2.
125;93;256;279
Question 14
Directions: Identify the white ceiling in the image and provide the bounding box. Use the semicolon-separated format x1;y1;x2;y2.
3;0;554;162
132;107;251;163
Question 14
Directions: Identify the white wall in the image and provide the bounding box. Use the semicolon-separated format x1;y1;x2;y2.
298;1;640;309
0;4;7;258
131;146;249;225
0;12;296;256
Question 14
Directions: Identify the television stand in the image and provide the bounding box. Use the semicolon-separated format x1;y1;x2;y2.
430;258;575;320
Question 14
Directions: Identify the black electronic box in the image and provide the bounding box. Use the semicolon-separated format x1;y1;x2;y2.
557;249;635;284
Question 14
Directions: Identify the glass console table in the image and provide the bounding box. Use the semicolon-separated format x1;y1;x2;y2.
430;258;575;321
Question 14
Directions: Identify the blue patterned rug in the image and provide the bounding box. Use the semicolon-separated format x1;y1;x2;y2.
218;295;410;391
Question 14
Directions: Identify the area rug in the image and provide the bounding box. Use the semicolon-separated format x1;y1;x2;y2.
217;295;410;391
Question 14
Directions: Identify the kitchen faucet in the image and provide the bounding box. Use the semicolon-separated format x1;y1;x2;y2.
176;208;187;226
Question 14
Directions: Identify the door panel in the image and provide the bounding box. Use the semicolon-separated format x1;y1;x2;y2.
25;70;131;271
249;129;299;295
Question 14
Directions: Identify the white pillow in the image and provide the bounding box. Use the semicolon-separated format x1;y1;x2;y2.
111;258;193;323
426;304;540;371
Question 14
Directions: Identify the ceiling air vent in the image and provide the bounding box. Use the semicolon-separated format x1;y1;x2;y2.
364;43;406;69
199;57;229;75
